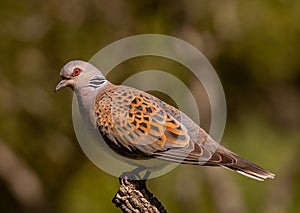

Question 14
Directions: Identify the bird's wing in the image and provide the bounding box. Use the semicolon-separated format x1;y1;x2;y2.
94;86;191;157
95;85;238;165
95;85;230;164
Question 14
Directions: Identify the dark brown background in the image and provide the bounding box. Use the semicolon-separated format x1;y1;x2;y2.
0;0;299;212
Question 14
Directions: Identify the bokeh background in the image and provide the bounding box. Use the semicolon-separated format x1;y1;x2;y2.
1;0;300;212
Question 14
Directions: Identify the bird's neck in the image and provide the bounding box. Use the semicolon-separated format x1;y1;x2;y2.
74;86;98;127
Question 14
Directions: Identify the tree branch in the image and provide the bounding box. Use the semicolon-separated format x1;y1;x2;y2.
113;177;167;213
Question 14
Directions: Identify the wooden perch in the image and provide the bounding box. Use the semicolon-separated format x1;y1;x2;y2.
113;177;167;213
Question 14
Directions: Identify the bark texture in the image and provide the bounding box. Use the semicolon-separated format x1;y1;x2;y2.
113;177;167;213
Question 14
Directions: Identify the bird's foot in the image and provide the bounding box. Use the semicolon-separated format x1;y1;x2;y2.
120;166;152;181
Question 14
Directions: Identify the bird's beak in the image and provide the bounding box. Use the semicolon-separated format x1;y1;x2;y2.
55;79;71;92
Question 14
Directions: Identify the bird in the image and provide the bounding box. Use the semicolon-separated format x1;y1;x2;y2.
55;60;275;181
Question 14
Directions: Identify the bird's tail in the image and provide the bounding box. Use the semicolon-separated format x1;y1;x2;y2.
202;144;275;181
221;155;275;181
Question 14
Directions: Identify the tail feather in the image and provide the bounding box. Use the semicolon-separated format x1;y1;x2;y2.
203;145;275;181
221;156;275;181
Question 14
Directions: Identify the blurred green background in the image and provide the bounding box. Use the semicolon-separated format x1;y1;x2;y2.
1;0;300;212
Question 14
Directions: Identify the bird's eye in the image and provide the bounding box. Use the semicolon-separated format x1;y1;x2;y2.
72;68;82;76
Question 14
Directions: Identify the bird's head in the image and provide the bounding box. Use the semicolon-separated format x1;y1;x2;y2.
55;60;105;92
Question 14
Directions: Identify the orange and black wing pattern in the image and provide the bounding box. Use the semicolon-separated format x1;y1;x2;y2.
94;86;190;158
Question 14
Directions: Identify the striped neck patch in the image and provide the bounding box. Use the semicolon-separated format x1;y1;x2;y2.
88;75;107;89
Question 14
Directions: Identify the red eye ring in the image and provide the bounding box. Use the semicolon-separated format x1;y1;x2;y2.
72;67;82;76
